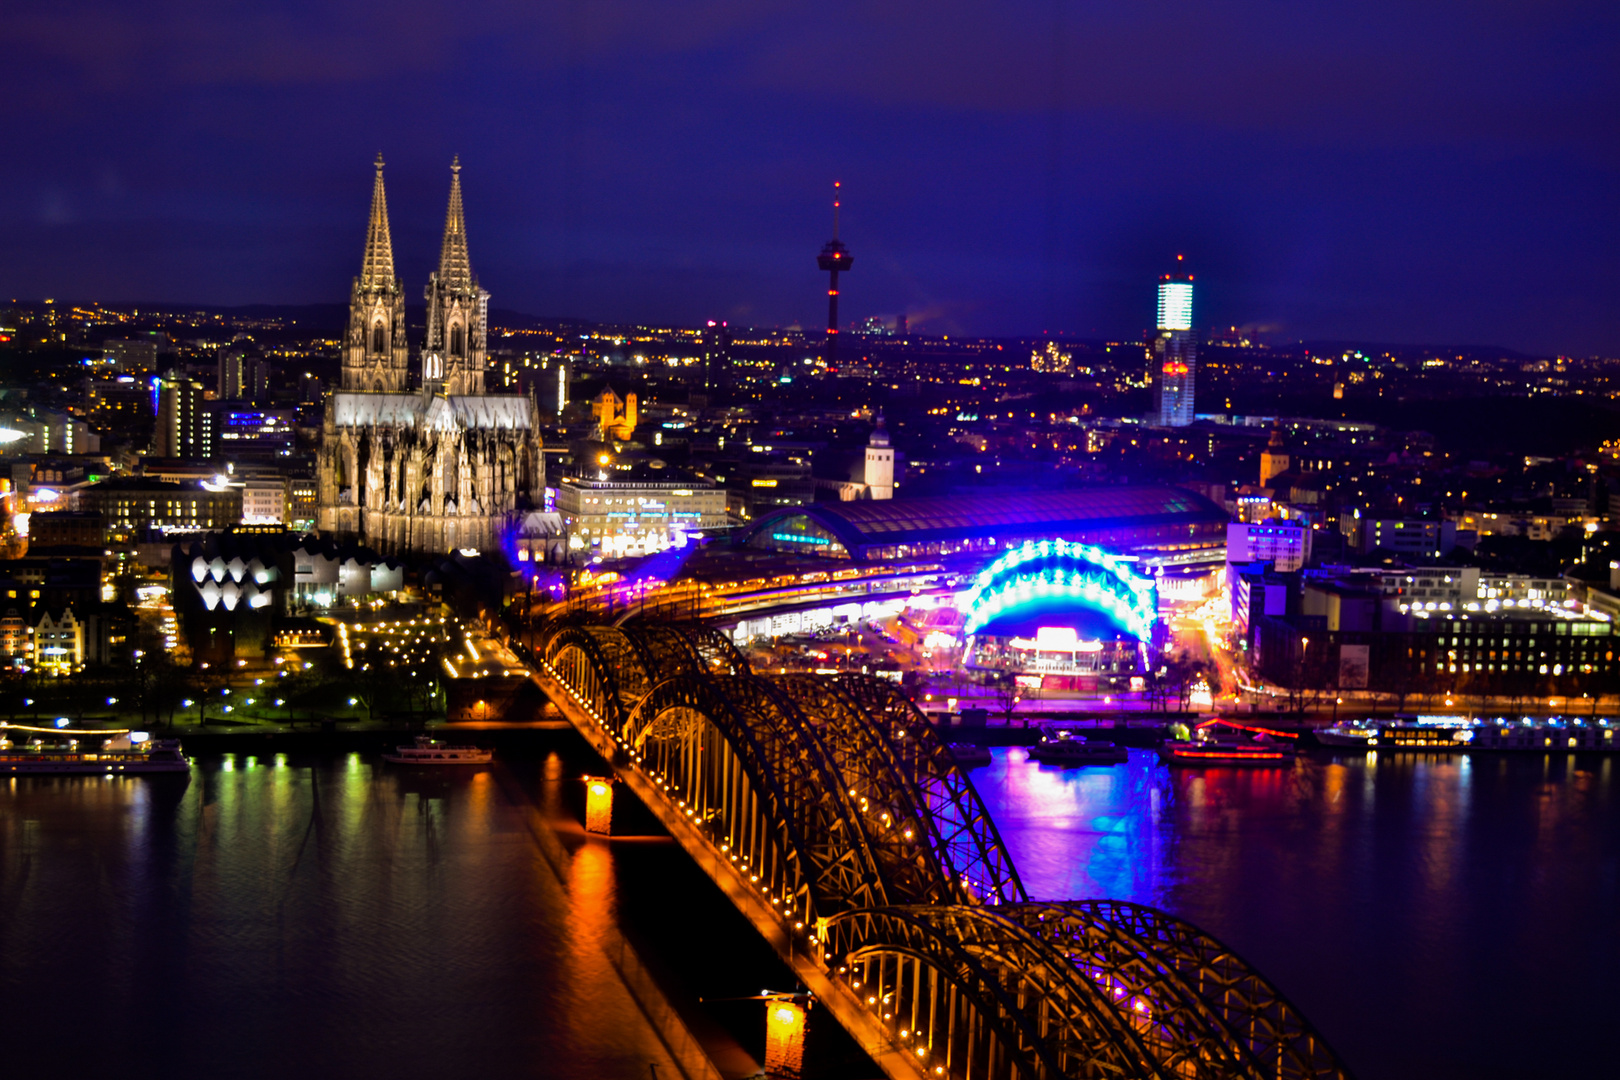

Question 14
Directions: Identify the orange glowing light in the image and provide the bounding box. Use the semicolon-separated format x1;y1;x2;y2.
585;776;613;835
765;998;807;1079
1173;750;1286;759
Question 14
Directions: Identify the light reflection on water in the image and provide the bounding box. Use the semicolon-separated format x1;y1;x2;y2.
0;757;678;1080
972;746;1620;1080
973;747;1176;904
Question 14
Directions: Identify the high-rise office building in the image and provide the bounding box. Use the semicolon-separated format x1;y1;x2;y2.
701;320;730;393
219;345;272;401
154;371;205;458
218;345;246;400
1151;258;1196;426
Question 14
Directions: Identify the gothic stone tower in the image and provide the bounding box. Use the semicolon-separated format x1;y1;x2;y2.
422;156;488;396
342;155;410;393
316;156;544;554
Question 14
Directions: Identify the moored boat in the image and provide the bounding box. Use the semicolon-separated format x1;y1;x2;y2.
383;735;493;765
1159;721;1296;766
1314;721;1378;748
1318;717;1616;752
947;742;994;768
0;731;191;775
1028;726;1129;766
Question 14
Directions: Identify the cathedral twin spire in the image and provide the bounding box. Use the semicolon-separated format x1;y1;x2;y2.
359;153;396;290
436;156;474;293
345;154;488;396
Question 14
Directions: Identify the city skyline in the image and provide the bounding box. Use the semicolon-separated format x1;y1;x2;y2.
1;2;1616;356
4;6;1620;1079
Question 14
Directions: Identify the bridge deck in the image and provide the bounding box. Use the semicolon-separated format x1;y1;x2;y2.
532;666;929;1080
523;618;1356;1080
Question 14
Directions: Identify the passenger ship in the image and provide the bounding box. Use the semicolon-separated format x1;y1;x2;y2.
382;736;493;765
1316;716;1617;752
1159;720;1298;766
0;731;191;775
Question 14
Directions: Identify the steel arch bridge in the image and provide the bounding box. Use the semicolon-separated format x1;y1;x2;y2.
530;617;1350;1080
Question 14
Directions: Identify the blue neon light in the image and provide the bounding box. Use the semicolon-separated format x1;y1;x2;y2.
962;539;1158;641
772;532;831;546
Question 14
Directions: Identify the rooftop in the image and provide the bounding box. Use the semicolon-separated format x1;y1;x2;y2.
736;486;1228;556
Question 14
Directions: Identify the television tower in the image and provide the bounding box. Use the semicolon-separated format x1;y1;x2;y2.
816;181;853;366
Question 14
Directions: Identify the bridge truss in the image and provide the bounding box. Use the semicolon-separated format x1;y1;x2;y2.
532;617;1352;1080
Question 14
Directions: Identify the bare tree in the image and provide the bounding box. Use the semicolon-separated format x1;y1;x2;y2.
987;672;1022;726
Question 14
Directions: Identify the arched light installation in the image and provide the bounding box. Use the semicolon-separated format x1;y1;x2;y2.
961;539;1159;642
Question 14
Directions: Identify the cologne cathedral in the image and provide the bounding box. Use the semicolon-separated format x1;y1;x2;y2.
316;156;544;554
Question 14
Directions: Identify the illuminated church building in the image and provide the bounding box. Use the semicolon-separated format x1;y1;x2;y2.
316;157;544;553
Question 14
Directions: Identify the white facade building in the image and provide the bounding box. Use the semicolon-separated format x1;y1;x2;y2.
1226;520;1310;573
556;476;728;559
241;480;286;525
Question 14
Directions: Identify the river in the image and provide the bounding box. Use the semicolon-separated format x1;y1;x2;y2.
2;742;1614;1080
973;746;1620;1080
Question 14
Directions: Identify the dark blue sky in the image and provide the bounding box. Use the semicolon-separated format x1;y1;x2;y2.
3;1;1616;354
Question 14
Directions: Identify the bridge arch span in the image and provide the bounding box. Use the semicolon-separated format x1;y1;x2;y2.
777;676;958;907
529;617;1353;1080
825;905;1165;1080
624;673;892;923
540;624;630;730
1026;901;1353;1080
541;621;752;735
834;676;1025;907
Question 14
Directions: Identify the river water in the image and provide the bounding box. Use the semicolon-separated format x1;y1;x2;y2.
2;743;1614;1080
973;747;1620;1080
0;748;686;1080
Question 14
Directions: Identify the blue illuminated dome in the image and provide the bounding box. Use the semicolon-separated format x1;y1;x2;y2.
962;539;1159;643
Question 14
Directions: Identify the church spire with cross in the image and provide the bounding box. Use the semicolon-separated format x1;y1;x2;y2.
342;153;410;392
422;155;489;395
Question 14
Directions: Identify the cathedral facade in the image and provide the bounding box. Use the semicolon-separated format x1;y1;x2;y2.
316;156;544;554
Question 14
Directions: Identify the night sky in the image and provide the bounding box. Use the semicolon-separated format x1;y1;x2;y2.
3;2;1616;354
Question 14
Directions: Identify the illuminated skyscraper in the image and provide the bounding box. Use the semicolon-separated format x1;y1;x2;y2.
701;319;730;393
154;371;204;458
1152;257;1196;426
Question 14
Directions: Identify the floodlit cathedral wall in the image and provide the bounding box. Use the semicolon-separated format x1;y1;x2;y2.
316;157;543;555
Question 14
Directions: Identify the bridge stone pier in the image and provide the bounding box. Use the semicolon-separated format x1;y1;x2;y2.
526;615;1352;1080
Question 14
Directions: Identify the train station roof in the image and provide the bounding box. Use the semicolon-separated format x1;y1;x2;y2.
734;486;1228;559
